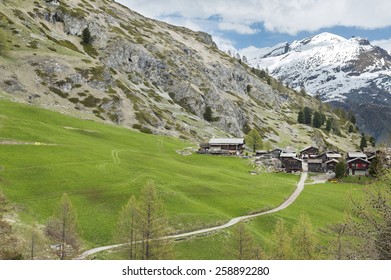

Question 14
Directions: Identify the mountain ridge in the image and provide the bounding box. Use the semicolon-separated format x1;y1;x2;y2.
0;0;359;151
243;32;391;142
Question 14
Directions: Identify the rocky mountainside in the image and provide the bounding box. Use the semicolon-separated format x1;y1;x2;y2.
0;0;359;151
244;32;391;143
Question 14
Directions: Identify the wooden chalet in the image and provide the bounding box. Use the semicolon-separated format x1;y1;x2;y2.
325;159;339;172
280;152;302;172
307;159;324;173
208;138;245;155
347;157;370;176
300;146;319;159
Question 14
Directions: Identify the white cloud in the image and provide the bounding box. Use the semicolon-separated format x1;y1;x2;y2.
212;35;237;52
115;0;391;35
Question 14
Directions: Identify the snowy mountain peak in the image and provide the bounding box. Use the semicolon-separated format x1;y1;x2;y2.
289;32;346;51
242;32;391;142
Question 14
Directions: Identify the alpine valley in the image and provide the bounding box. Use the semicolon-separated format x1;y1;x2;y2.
0;0;363;151
243;32;391;143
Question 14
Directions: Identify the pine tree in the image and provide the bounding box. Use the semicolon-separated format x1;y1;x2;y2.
82;27;92;45
303;107;312;125
312;111;322;128
360;133;367;151
245;128;263;152
203;106;213;122
45;193;81;260
326;119;332;132
297;111;305;124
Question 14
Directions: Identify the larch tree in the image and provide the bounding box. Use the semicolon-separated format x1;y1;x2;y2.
228;221;260;260
115;196;140;259
245;128;263;153
138;181;173;260
325;176;391;259
46;193;81;260
291;213;318;260
270;220;292;259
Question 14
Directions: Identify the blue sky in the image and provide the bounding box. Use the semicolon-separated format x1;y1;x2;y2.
116;0;391;52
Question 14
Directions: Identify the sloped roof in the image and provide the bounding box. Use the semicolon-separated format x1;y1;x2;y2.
326;159;339;164
347;157;370;164
308;159;323;164
280;152;297;158
326;153;342;158
300;146;319;153
348;152;367;159
209;138;244;145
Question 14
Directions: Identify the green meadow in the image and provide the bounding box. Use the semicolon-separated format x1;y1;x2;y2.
171;182;367;259
0;98;298;249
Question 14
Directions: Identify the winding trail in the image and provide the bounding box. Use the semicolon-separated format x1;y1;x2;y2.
76;165;308;259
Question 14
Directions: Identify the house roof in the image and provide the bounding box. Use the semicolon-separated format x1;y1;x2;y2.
209;138;244;145
348;152;367;159
300;146;319;153
326;159;339;164
326;153;342;158
308;159;323;164
280;152;297;158
347;157;370;164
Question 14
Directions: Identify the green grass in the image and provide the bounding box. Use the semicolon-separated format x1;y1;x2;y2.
170;182;368;259
0;98;297;249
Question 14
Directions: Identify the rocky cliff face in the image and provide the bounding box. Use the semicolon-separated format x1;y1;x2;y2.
0;1;359;150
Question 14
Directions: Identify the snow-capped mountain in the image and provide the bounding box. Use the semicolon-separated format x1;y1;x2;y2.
243;32;391;142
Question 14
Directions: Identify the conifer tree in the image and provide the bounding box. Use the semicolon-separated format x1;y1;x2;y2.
297;111;305;124
82;27;92;45
46;193;81;260
245;128;263;152
138;181;173;260
303;107;312;125
228;222;260;260
335;160;346;179
360;133;367;151
270;220;292;259
115;196;139;259
312;111;322;128
292;213;318;260
326;118;332;132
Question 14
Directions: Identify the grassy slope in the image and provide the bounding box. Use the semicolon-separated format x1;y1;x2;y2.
171;182;365;259
0;98;297;248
